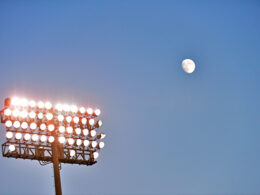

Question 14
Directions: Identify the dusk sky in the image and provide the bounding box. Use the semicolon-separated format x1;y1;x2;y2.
0;1;260;195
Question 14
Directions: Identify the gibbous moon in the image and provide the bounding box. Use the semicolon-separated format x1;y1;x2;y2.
182;59;195;74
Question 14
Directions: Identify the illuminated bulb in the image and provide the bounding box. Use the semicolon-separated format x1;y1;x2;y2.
20;110;28;118
29;111;36;119
48;136;54;143
66;116;72;123
91;141;97;148
86;108;93;115
59;136;65;144
90;130;96;137
20;98;28;107
4;109;11;116
24;133;31;141
5;120;12;128
68;138;74;145
30;122;37;130
40;124;46;131
76;139;82;146
13;121;20;128
98;133;106;139
11;97;19;106
40;135;47;142
21;122;28;129
97;120;103;128
94;109;101;116
70;150;76;157
63;104;70;112
73;116;79;123
81;118;87;125
57;115;64;122
70;105;78;113
9;145;15;152
83;140;90;147
55;104;63;111
83;129;89;136
88;118;95;126
6;132;13;139
15;133;22;140
29;100;36;108
38;101;44;109
32;134;39;141
12;109;19;117
75;128;81;135
79;107;85;114
66;126;73;134
38;113;44;119
48;124;55;131
93;152;99;159
45;102;52;109
46;113;53;120
59;126;65;133
98;142;105;149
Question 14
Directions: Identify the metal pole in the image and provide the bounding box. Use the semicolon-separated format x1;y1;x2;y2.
52;139;62;195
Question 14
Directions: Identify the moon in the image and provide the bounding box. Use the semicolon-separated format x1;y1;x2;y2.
182;59;196;74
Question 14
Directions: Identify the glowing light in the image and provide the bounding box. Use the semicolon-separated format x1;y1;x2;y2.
59;136;65;144
91;141;97;148
57;115;64;122
59;126;65;133
55;104;63;111
20;110;28;118
48;124;55;131
70;150;76;157
29;111;36;119
89;118;95;126
4;109;11;116
79;107;85;114
83;129;89;136
21;122;28;129
32;134;39;141
73;116;79;123
90;130;96;137
11;97;19;106
63;104;70;112
20;98;28;107
45;102;52;109
98;133;106;139
75;128;81;135
29;100;36;108
9;145;15;152
5;120;12;128
12;109;19;117
24;133;31;141
38;101;44;109
48;136;54;143
66;116;72;123
86;108;93;115
40;123;46;131
67;127;73;134
98;142;105;149
6;132;13;139
40;135;47;142
38;113;44;119
83;140;89;147
13;121;21;128
71;105;78;113
93;151;99;159
94;109;101;116
68;138;74;145
81;118;87;125
15;133;22;140
30;122;37;130
46;113;53;120
76;139;82;146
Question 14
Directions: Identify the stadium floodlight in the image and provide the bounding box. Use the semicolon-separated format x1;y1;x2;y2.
0;96;106;195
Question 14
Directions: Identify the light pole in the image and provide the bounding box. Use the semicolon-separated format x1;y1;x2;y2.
0;96;106;195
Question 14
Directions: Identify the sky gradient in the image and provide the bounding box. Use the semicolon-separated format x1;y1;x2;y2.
0;1;260;195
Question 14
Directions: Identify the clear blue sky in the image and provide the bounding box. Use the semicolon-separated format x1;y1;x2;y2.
0;1;260;195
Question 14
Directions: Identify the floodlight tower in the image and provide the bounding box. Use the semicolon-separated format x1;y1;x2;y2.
0;96;106;195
